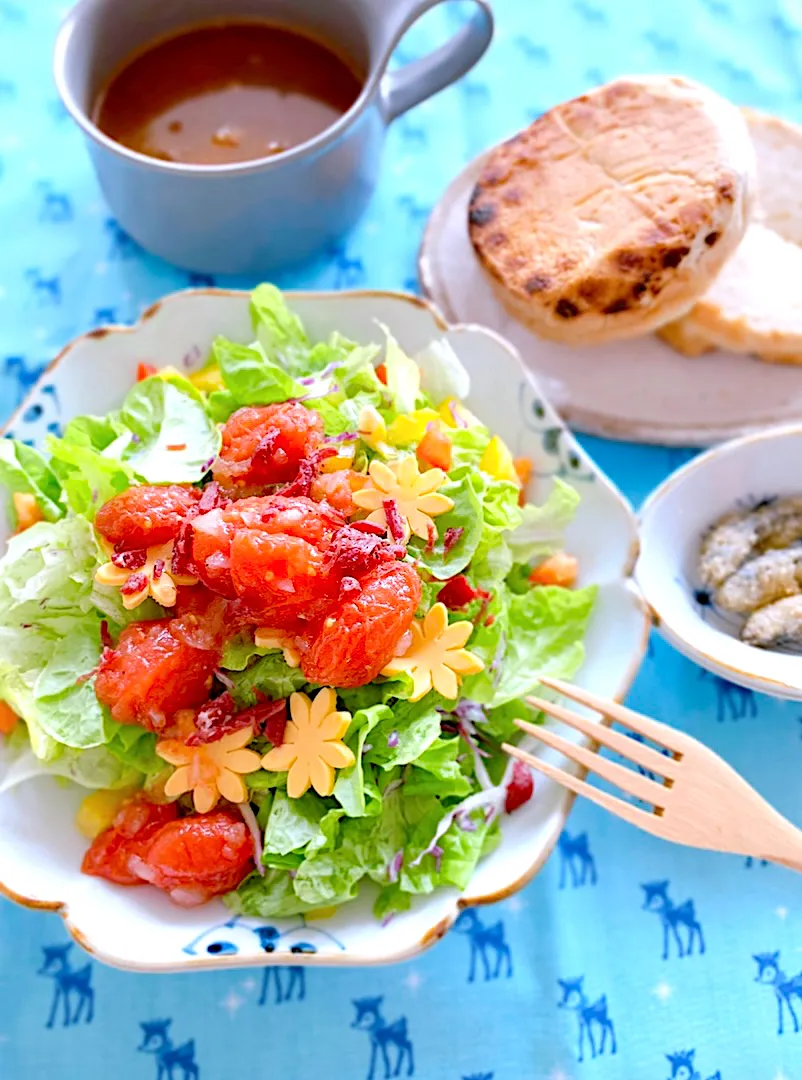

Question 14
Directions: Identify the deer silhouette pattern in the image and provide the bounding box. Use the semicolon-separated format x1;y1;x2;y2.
139;1020;199;1080
453;909;513;982
753;951;802;1035
558;977;617;1062
557;830;597;887
352;997;414;1080
38;944;94;1028
642;881;706;959
666;1049;721;1079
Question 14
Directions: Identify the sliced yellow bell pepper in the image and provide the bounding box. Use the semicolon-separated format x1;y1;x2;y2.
480;435;520;484
438;397;480;429
189;365;225;393
320;444;356;473
386;408;440;446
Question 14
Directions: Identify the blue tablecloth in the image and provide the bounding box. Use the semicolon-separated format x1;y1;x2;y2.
3;2;802;1077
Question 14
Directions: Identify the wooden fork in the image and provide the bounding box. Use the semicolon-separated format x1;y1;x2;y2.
503;675;802;869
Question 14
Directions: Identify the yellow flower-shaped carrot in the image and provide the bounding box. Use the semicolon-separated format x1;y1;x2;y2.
95;539;197;610
156;726;262;814
261;688;354;799
254;627;301;668
381;602;484;701
351;456;454;543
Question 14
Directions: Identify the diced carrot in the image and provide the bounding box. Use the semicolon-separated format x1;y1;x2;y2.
416;424;452;472
137;362;157;382
0;702;18;735
514;457;533;505
375;363;387;385
12;492;43;533
529;552;579;589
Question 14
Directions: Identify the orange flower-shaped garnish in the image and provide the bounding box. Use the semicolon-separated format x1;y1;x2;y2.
156;726;262;813
351;457;453;543
381;602;484;701
261;688;354;799
95;540;197;610
254;627;301;668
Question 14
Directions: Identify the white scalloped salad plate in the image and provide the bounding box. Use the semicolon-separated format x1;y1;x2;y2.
0;289;649;971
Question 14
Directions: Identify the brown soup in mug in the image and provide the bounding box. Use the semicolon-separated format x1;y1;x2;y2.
92;22;364;166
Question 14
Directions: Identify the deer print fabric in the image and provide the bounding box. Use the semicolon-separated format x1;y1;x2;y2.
2;1;802;1077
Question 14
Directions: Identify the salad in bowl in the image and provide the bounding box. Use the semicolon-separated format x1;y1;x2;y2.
0;286;597;924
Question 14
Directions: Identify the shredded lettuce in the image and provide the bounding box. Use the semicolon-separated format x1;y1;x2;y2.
415;338;470;404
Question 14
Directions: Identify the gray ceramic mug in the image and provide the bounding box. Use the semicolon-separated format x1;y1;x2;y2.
54;0;493;276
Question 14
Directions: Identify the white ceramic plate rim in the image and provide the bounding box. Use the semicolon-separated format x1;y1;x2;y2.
636;421;802;699
0;288;651;970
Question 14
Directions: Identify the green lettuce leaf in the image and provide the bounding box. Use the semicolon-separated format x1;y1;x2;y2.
117;374;221;484
381;326;420;414
333;705;389;817
105;722;162;777
463;583;597;706
225;868;323;918
46;435;134;521
411;473;483;580
228;652;309;705
0;517;112;754
404;736;472;799
250;283;313;374
448;425;492;469
508;478;580;563
214;337;302;405
0;440;63;521
365;696;445;770
263;790;332;858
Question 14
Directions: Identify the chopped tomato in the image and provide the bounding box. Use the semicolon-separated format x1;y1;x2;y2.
309;470;360;516
416;424;452;472
136;811;254;905
529;552;578;589
0;702;18;735
301;561;421;687
505;760;534;813
137;362;158;381
375;363;387;385
213;402;323;492
81;793;177;885
437;574;487;610
95;618;218;731
95;485;201;550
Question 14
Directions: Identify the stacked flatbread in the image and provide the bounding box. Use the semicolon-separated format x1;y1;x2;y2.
468;77;802;365
658;109;802;364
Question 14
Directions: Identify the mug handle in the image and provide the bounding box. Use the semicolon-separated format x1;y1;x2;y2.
379;0;494;123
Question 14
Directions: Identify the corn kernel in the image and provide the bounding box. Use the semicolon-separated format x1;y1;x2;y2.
75;785;139;839
480;435;520;484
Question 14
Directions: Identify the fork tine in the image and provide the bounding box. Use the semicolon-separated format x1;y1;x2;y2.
525;694;679;780
502;743;663;834
514;719;669;808
539;676;683;752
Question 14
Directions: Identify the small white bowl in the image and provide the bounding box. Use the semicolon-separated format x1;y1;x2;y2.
637;423;802;700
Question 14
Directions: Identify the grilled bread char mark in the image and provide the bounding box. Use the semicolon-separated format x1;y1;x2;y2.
469;75;755;346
